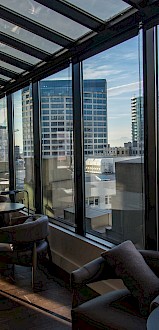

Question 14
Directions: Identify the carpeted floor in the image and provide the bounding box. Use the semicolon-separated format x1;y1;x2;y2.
0;263;72;330
0;291;71;329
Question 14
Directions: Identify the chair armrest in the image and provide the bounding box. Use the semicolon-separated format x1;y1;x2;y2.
140;250;159;277
150;295;159;313
71;256;117;308
71;257;116;288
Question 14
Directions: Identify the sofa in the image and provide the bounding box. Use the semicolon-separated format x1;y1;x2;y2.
71;241;159;330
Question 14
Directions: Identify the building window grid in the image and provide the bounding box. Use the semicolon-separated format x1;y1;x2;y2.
11;27;158;248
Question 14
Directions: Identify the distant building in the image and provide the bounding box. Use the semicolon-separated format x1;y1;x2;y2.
14;145;20;160
131;96;144;144
0;125;8;161
106;157;144;247
22;79;107;158
105;142;144;157
85;156;138;174
105;144;130;157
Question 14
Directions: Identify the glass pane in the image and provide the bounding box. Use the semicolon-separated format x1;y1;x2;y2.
40;67;75;226
0;74;10;81
0;97;9;192
14;87;35;211
83;33;144;248
0;60;24;73
65;0;130;21
0;43;40;65
1;0;89;40
0;19;61;54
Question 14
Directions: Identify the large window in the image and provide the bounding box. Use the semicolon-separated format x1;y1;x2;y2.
83;35;145;247
14;87;35;211
2;24;159;250
40;67;75;225
0;97;9;192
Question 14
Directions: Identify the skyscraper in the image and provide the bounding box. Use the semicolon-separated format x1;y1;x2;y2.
131;96;144;144
22;79;107;158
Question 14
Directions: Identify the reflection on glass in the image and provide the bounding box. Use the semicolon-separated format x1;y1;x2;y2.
0;60;23;74
0;43;39;65
0;97;9;192
0;74;10;81
83;34;144;248
40;68;75;224
65;0;130;21
14;88;35;211
0;19;61;54
1;0;89;40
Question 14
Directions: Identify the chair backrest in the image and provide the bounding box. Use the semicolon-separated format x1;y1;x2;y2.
0;194;10;226
0;215;49;244
0;195;9;202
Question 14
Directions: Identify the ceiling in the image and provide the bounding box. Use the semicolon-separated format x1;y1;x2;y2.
0;0;158;98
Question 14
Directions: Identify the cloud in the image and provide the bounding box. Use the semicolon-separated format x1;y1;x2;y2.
108;81;141;97
83;64;122;80
122;52;138;61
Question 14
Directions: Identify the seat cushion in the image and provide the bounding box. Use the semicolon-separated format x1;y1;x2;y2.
101;240;159;316
72;289;147;330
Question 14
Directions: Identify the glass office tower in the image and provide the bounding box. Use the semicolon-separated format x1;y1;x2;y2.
22;79;107;158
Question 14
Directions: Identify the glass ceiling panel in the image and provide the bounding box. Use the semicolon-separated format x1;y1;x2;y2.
1;0;90;40
0;19;61;54
0;60;24;73
0;74;10;81
0;43;40;65
65;0;131;21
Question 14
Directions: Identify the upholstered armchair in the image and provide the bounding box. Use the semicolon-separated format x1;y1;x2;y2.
0;214;51;288
71;242;159;330
0;194;10;226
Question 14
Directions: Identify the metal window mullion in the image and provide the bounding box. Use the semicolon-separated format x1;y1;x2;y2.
72;62;85;236
34;0;103;31
155;26;159;251
0;6;72;47
7;93;15;192
0;52;33;71
0;33;49;60
32;81;43;214
143;26;158;250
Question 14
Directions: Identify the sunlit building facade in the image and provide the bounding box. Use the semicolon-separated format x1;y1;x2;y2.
131;96;144;144
22;79;107;158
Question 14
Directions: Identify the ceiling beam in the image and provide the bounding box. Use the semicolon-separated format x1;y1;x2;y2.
0;78;8;85
34;0;103;31
123;0;142;7
0;32;50;60
0;5;73;47
0;4;159;98
0;9;141;97
0;67;18;79
0;52;33;71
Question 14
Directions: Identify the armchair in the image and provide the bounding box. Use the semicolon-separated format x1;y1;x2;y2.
0;194;10;226
71;249;159;330
0;214;51;288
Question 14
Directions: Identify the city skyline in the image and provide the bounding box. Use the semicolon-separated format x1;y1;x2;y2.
0;35;142;150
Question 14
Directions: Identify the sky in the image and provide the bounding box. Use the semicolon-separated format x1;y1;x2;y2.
0;34;142;150
83;35;142;146
48;34;142;147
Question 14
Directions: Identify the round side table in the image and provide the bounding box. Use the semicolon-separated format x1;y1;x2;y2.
147;306;159;330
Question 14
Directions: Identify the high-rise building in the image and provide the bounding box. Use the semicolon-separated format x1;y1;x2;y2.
131;96;144;144
0;125;8;161
22;79;107;158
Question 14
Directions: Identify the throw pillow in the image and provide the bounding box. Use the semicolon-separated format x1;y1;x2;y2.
101;240;159;316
